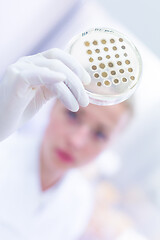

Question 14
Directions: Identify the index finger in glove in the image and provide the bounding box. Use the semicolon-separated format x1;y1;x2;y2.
21;64;66;87
41;48;91;86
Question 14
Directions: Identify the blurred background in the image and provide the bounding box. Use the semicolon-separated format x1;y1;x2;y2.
1;0;160;239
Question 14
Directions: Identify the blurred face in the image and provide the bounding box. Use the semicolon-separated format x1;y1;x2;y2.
41;101;129;172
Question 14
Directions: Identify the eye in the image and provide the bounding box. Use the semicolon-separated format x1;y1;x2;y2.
94;130;107;140
66;110;78;120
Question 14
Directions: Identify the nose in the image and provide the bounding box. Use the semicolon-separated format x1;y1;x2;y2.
68;125;90;149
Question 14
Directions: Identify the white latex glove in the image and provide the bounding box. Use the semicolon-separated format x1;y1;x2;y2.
0;48;91;141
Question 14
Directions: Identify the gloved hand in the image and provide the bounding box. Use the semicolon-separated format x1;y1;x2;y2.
0;48;91;141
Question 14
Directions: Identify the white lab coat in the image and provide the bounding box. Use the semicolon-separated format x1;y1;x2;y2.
0;134;93;240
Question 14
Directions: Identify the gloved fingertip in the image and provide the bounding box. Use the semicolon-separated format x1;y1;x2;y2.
57;72;67;82
63;99;79;112
79;94;90;107
81;71;91;86
69;105;79;112
80;101;89;108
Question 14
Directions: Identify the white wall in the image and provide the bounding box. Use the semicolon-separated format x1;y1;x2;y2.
0;0;79;79
99;0;160;58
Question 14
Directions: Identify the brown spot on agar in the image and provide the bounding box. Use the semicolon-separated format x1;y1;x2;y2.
119;38;123;42
122;77;127;82
99;63;105;69
101;39;106;44
104;80;110;86
119;69;124;73
95;49;100;53
117;61;122;66
94;73;99;78
128;68;133;72
130;76;135;80
104;47;108;52
84;41;90;46
92;65;97;70
125;60;130;65
113;46;117;51
108;62;114;67
110;39;115;43
93;40;98;45
97;81;102;86
87;49;92;54
114;79;119;84
102;72;108;77
111;70;116;75
98;56;102;60
89;57;94;62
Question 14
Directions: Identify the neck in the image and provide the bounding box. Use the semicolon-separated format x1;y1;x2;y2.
39;145;65;192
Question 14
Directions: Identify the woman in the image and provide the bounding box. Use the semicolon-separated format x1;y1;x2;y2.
0;48;132;240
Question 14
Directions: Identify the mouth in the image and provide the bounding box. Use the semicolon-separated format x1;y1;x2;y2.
55;149;74;163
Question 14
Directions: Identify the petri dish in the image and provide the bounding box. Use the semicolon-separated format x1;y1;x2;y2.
66;28;142;106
